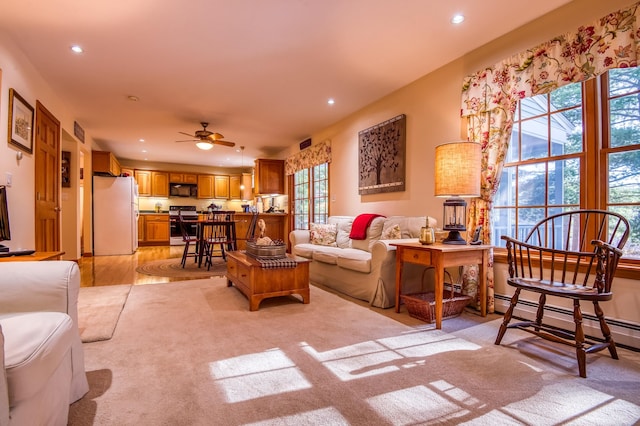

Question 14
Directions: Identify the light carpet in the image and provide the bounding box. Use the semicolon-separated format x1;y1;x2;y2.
69;278;640;425
135;256;227;278
78;284;132;343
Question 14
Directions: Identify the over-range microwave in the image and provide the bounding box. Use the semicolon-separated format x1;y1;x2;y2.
169;183;197;197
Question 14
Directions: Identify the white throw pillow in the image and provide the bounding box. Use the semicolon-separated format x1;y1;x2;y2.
381;223;402;239
310;223;338;246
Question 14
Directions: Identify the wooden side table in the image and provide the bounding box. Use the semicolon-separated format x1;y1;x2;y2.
0;251;65;262
391;242;490;329
226;251;310;311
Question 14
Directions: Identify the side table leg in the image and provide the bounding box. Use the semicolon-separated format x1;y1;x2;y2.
395;247;403;313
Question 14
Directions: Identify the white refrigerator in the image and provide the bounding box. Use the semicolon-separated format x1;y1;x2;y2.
93;175;139;255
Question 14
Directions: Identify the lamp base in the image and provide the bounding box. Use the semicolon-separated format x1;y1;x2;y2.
442;230;467;245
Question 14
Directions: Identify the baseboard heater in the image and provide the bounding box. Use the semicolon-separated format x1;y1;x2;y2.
494;293;640;352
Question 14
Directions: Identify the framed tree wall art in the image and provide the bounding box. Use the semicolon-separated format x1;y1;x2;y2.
7;88;34;154
358;114;406;195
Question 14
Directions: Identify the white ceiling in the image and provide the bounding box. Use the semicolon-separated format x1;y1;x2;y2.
0;0;571;168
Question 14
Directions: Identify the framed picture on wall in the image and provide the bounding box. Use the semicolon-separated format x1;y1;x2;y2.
358;114;406;195
8;88;34;154
61;151;71;187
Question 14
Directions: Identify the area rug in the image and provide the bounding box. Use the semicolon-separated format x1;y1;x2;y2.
135;257;227;278
77;284;132;343
69;278;640;425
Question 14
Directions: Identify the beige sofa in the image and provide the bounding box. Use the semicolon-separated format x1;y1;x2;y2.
290;215;437;308
0;261;89;425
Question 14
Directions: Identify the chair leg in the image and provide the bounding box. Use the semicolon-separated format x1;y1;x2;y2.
495;288;521;345
534;293;546;332
593;301;619;360
181;241;189;268
572;299;587;378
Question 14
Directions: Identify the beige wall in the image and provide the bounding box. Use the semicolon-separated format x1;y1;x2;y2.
0;31;97;258
281;0;640;340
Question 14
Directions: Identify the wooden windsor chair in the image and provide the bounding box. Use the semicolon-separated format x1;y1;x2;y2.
202;211;237;269
177;212;200;268
495;209;630;377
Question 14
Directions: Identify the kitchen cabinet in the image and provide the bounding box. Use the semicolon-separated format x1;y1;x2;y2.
197;174;214;199
229;175;241;199
135;170;169;197
169;173;197;184
214;175;230;199
92;151;121;176
135;170;152;196
139;214;169;245
121;167;135;177
138;215;145;242
254;159;284;195
151;172;169;197
230;174;252;200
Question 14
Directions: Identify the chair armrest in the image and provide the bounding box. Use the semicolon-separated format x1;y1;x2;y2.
591;239;624;257
0;261;81;324
289;230;310;247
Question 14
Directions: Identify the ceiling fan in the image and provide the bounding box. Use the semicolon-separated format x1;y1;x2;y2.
176;122;236;150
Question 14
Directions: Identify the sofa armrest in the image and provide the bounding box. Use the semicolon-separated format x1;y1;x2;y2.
0;261;88;402
289;229;311;247
0;261;80;321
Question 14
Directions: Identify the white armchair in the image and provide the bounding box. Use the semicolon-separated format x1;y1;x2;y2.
0;261;89;425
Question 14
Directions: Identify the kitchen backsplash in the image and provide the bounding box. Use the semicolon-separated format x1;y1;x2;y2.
138;195;288;213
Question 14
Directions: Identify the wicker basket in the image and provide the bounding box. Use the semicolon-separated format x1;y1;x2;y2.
245;241;286;259
400;288;472;323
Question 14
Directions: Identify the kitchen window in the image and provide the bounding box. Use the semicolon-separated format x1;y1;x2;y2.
491;68;640;261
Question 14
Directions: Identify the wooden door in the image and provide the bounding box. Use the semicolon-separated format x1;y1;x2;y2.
34;101;60;251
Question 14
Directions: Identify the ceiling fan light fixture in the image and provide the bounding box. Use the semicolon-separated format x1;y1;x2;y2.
196;141;214;150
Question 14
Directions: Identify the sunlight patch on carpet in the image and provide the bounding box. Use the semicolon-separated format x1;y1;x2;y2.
299;330;481;381
210;348;311;403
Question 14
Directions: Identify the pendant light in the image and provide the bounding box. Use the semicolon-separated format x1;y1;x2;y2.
239;146;245;190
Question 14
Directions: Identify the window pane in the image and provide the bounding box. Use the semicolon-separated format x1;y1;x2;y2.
518;208;545;242
550;82;582;109
507;123;519;162
518;164;546;206
551;107;583;156
608;151;640;204
609;67;640;97
521;116;549;160
609;95;640;149
495;166;515;206
491;208;515;247
520;94;547;119
609;206;640;259
548;159;580;205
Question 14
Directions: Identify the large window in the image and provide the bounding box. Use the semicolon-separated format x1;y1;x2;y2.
292;162;329;230
492;68;640;259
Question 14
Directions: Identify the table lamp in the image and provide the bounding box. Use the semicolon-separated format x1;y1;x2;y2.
434;141;481;244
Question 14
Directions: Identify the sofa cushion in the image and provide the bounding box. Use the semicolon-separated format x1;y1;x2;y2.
335;220;353;249
310;223;338;247
292;243;315;259
351;216;385;252
0;312;74;404
336;249;372;273
382;216;437;239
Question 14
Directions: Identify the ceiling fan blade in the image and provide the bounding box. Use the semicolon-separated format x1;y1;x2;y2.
212;140;236;147
175;139;198;143
178;131;196;138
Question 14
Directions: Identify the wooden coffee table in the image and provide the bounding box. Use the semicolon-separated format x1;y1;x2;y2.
226;251;311;311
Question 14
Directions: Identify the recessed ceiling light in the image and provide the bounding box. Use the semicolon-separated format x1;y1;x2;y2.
451;14;464;24
139;139;145;142
327;98;335;105
141;149;147;153
70;45;83;54
127;95;139;102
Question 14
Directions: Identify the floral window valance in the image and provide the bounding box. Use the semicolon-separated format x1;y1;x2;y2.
285;139;332;175
461;1;640;117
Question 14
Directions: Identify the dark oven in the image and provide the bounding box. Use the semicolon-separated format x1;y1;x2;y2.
169;206;198;245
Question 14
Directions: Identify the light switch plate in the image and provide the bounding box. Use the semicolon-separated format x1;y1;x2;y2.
5;172;12;187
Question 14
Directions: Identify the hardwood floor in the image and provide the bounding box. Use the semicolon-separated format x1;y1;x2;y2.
78;246;194;287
